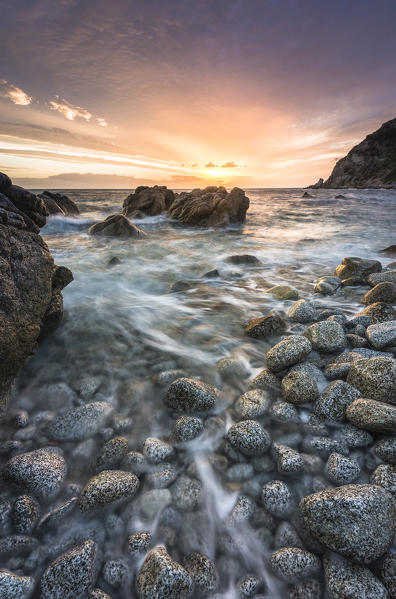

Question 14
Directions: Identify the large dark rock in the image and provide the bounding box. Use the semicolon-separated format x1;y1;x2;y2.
168;186;249;226
88;214;147;238
122;186;175;218
0;172;73;418
309;117;396;188
38;190;80;216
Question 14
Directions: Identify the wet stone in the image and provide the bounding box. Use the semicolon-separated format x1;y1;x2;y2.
0;570;34;599
90;436;129;473
299;484;396;564
346;398;396;432
245;313;286;338
249;368;281;392
371;464;396;494
183;551;218;594
381;551;396;598
79;470;140;512
127;531;152;555
136;546;192;599
288;578;321;599
366;320;396;349
266;336;312;372
234;389;272;419
313;380;361;422
40;540;97;599
374;437;396;464
281;371;319;405
238;574;263;597
270;401;299;424
261;480;295;518
272;443;304;474
325;452;361;484
314;275;342;295
324;553;388;599
171;475;202;511
362;281;396;305
47;401;113;441
102;559;128;588
37;497;78;532
227;420;271;456
141;489;171;519
142;437;174;463
287;300;317;324
304;321;346;354
270;548;321;582
165;378;218;413
172;416;203;442
361;302;396;323
347;356;396;403
333;424;373;448
334;257;382;282
120;451;146;475
12;495;39;535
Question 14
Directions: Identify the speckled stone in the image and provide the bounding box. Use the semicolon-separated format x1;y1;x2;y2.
261;480;295;518
266;336;312;372
172;416;203;442
249;368;281;392
267;285;299;300
12;495;39;534
40;540;97;599
347;356;396;403
313;380;361;422
334;257;381;281
245;313;286;338
333;424;373;448
171;475;202;511
183;552;218;594
0;570;34;599
142;437;174;463
136;546;192;599
90;436;129;473
304;321;346;354
216;356;250;381
346;398;396;432
127;531;152;555
362;282;396;305
274;521;303;549
79;470;140;512
4;448;67;501
374;437;396;464
227;420;271;456
366;320;396;349
226;462;254;482
120;451;146;475
270;548;321;582
237;574;263;597
361;302;396;323
314;276;342;295
47;401;113;441
281;371;318;405
287;300;317;324
324;553;388;599
272;443;304;474
325;453;361;484
227;495;255;525
288;578;321;599
380;551;396;598
102;559;128;588
165;378;218;412
270;401;299;424
299;484;396;564
371;464;396;494
0;534;38;556
90;590;111;599
235;389;272;419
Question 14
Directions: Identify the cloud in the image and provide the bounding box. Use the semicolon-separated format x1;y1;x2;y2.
0;80;32;106
221;161;239;168
49;96;93;121
205;162;218;168
97;117;107;127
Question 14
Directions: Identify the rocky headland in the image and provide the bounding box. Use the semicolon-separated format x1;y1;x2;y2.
0;172;72;418
309;117;396;188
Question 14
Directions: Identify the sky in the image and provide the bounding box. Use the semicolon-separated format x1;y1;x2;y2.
1;0;396;189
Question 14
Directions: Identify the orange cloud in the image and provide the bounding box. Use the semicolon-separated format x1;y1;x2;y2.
0;80;32;106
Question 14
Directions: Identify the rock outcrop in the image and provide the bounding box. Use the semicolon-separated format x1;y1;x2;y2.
38;191;80;216
309;117;396;188
0;172;72;418
122;185;175;218
168;186;250;226
88;214;147;238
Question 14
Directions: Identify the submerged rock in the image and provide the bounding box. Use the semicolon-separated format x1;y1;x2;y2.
266;285;299;300
4;448;67;501
40;540;97;599
245;313;286;338
227;420;271;456
183;552;218;594
165;378;218;412
299;484;396;563
324;553;388;599
136;546;192;599
79;470;140;512
88;214;147;238
122;185;175;217
270;548;321;582
47;401;113;441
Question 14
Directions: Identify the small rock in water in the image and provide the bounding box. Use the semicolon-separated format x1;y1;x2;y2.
324;452;361;484
142;437;174;463
299;484;396;563
245;313;286;338
170;280;191;292
88;214;147;238
366;320;396;348
313;380;361;422
127;531;152;555
40;540;97;599
266;336;312;372
234;389;271;418
183;551;218;594
370;464;396;494
165;378;218;412
4;448;67;501
270;547;321;582
79;470;140;512
304;321;346;353
346;398;396;432
237;574;263;597
271;443;304;474
0;570;34;599
346;356;396;403
287;300;317;323
141;489;171;518
102;559;128;588
324;553;388;599
361;301;396;323
172;416;203;442
227;420;271;456
90;436;129;473
362;282;396;304
261;480;295;518
281;370;319;404
108;256;121;267
334;257;382;282
47;401;113;441
136;546;192;599
12;495;40;534
288;578;321;599
314;276;341;295
249;368;281;391
226;254;261;265
266;285;299;300
374;437;396;464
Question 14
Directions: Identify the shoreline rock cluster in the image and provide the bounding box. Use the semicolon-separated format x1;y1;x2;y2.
0;172;73;419
0;239;395;597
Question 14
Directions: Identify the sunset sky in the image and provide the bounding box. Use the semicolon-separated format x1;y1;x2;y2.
1;0;396;188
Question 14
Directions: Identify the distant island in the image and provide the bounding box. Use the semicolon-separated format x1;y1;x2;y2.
309;117;396;188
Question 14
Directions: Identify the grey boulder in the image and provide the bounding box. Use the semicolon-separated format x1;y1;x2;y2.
136;546;192;599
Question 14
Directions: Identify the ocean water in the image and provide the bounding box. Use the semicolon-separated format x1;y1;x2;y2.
3;188;396;597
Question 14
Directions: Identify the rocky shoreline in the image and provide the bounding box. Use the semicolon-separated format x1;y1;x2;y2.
0;173;395;598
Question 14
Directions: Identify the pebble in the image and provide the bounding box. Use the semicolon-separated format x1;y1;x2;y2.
249;369;281;392
324;452;361;484
12;495;39;534
79;470;140;512
172;416;203;442
40;540;97;599
4;448;67;500
347;356;396;403
304;321;346;354
267;285;299;300
0;570;34;599
171;475;202;511
90;436;129;473
141;489;171;518
183;551;218;594
287;300;317;323
266;336;312;372
102;559;128;588
136;546;192;599
0;534;38;556
47;402;113;441
272;443;304;474
127;531;152;555
165;378;218;412
346;398;396;432
366;320;396;349
227;420;271;456
261;480;295;518
237;573;263;597
245;313;286;338
142;437;174;463
270;547;321;582
371;464;396;494
313;380;361;422
374;437;396;463
323;553;388;599
299;484;396;563
281;371;318;404
234;389;272;418
314;276;341;295
288;578;321;599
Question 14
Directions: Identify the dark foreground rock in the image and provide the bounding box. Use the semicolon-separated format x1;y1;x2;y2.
88;214;147;238
0;172;72;417
168;186;249;226
136;546;192;598
38;190;80;216
122;185;175;218
309;117;396;188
